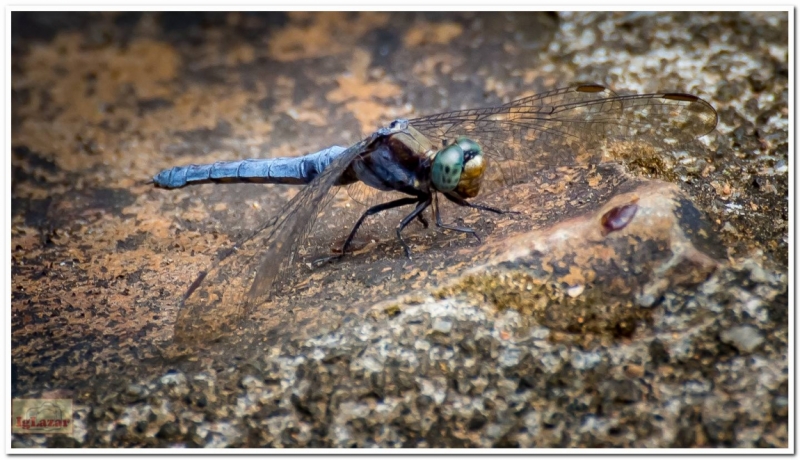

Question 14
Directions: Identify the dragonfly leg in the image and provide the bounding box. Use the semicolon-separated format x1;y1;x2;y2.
431;193;481;243
339;197;420;257
416;213;430;229
444;194;521;216
433;204;481;244
396;196;433;259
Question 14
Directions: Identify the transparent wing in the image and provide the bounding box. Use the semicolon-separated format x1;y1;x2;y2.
345;180;410;208
409;83;718;191
173;135;377;345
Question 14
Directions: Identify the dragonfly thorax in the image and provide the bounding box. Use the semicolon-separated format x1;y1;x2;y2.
431;137;485;198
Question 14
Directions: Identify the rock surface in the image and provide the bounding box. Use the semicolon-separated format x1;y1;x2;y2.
11;12;788;448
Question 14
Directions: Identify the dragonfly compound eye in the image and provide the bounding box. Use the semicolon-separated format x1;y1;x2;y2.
432;144;465;192
455;137;483;162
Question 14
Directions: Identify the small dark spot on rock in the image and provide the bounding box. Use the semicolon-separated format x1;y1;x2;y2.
116;232;147;251
601;202;638;234
608;424;625;436
467;412;487;430
648;339;670;365
365;27;401;67
601;379;641;404
704;420;735;447
157;421;180;440
257;96;276;113
748;73;768;92
612;318;637;338
137;98;173;114
47;435;79;448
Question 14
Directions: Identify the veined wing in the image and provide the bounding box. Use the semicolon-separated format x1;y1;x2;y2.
345;180;414;208
408;83;718;189
173;124;403;345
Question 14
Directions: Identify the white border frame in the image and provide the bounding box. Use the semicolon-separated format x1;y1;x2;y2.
3;3;793;456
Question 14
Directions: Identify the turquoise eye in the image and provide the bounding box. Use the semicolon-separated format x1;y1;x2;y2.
431;144;464;192
455;137;482;159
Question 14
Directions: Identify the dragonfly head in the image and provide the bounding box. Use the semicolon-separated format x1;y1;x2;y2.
431;137;485;197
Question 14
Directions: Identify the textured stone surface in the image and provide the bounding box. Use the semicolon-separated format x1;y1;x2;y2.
12;256;789;448
11;12;788;448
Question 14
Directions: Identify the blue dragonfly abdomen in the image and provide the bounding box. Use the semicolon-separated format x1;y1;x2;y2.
152;146;348;189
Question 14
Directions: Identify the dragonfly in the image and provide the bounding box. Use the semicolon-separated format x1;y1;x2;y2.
152;83;718;344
